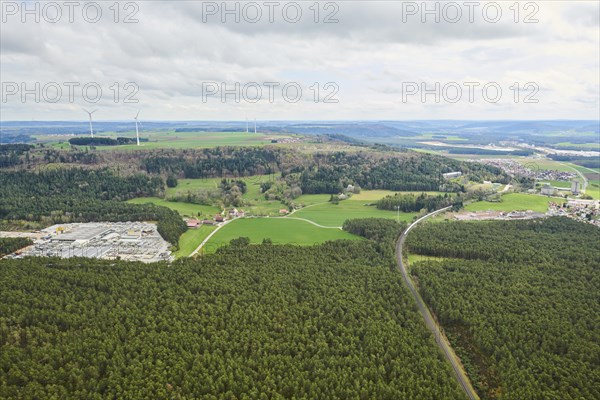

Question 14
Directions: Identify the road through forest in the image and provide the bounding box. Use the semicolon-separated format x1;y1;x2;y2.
395;207;479;400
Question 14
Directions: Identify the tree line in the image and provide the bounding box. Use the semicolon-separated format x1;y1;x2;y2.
376;192;462;212
0;238;32;257
68;137;140;146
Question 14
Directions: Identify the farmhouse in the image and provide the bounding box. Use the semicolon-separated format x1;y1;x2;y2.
186;219;201;228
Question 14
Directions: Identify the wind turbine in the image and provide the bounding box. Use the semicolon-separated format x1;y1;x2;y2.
134;110;142;146
83;109;97;137
246;117;249;133
254;118;257;134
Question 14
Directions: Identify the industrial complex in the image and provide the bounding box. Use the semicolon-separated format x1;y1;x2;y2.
13;222;172;263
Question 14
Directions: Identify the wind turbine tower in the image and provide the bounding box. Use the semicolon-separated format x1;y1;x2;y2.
246;117;249;133
254;118;257;134
134;111;141;146
83;109;97;137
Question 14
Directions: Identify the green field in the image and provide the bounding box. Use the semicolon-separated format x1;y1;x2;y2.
91;131;295;150
293;194;333;206
127;197;220;218
464;193;555;213
204;218;359;252
294;200;418;227
165;178;220;196
586;180;600;200
174;224;216;258
539;180;571;188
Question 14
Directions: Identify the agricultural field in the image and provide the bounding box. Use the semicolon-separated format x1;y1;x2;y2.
464;193;555;213
294;200;418;227
516;158;581;173
174;224;216;258
293;194;332;205
98;131;297;150
127;197;219;219
165;178;220;195
35;131;299;150
539;180;570;188
204;218;359;253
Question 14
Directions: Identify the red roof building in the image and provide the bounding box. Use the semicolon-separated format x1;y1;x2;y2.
186;219;201;228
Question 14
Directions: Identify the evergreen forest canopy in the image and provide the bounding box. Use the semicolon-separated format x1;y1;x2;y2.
406;217;600;400
0;221;468;399
0;238;32;258
0;169;186;246
376;192;462;212
68;137;141;146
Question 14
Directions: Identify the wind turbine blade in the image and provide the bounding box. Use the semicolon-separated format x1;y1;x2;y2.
135;110;140;119
91;109;98;115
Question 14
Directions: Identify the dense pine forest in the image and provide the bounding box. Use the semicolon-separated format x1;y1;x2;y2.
406;218;600;400
0;238;32;258
0;235;467;399
0;169;186;246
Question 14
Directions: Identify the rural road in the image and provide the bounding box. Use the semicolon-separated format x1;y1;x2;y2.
395;207;480;400
189;218;236;256
188;202;337;256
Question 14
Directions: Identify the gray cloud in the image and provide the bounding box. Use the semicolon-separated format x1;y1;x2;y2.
0;1;598;120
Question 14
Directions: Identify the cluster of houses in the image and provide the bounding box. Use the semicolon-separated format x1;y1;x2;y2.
548;199;600;227
185;208;245;228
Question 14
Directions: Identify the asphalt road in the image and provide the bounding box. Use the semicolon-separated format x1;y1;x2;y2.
395;207;479;400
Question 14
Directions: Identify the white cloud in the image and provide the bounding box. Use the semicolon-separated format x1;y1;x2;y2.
0;1;598;120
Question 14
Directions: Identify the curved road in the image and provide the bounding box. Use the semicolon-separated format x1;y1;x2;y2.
396;207;479;400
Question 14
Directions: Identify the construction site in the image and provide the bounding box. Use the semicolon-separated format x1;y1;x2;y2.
15;222;172;263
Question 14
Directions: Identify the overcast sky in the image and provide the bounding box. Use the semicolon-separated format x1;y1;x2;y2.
1;0;599;121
